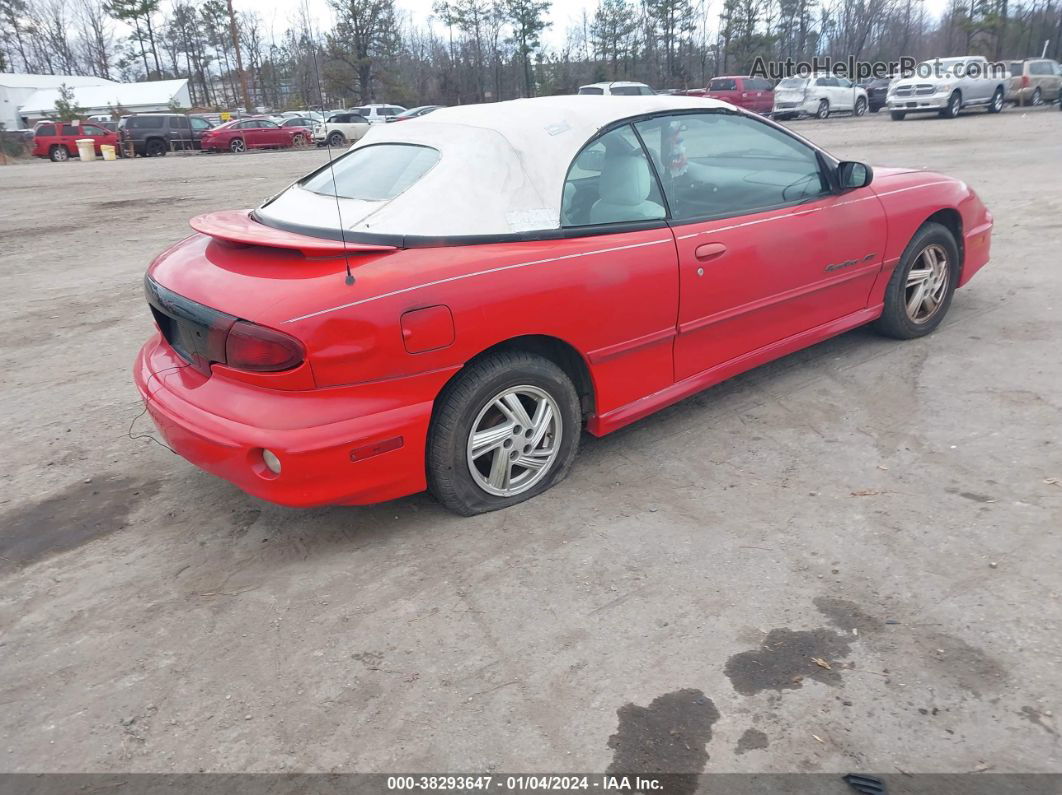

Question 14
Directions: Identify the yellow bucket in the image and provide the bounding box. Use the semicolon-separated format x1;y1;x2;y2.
100;144;117;161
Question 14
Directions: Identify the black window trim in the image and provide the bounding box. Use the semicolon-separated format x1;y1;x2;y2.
252;108;840;249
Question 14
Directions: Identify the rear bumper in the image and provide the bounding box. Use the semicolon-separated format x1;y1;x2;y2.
134;335;442;507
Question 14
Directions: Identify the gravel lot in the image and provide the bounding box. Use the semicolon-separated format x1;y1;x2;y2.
1;107;1060;775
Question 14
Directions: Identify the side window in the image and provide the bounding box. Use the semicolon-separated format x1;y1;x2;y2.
36;123;56;136
190;118;211;130
351;115;369;124
173;116;190;129
81;125;104;135
815;77;829;86
837;77;853;88
633;112;829;221
561;125;665;227
61;124;77;135
639;86;654;95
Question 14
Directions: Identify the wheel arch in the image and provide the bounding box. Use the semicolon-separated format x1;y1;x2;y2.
433;334;597;423
922;207;964;275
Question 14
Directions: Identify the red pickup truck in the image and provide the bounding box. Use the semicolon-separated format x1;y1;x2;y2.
32;121;119;162
687;76;774;115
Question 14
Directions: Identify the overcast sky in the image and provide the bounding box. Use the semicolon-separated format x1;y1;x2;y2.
229;0;953;51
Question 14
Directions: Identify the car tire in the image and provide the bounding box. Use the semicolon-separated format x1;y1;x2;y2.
890;110;906;121
987;87;1004;113
940;90;961;118
816;99;830;119
873;222;959;340
292;133;307;148
49;145;69;162
854;97;867;116
327;131;346;147
427;351;581;516
145;138;167;157
229;138;245;153
1031;87;1043;106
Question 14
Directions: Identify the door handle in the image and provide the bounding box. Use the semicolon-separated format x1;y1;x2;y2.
694;242;728;261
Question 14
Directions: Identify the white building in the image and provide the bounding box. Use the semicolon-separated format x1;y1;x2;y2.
0;73;117;130
12;78;191;127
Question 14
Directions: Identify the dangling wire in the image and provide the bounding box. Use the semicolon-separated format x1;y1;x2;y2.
309;20;355;286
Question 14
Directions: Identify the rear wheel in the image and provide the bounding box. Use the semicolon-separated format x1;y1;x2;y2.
145;138;167;157
428;351;581;515
854;97;867;116
940;90;961;118
327;131;346;147
49;145;69;162
815;99;830;119
229;138;245;153
1031;87;1043;106
890;110;906;121
987;86;1004;113
873;222;959;340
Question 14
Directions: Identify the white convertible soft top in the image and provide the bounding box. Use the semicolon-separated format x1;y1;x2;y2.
256;95;729;239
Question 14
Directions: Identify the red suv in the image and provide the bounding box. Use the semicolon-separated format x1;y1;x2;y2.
32;121;119;162
689;76;774;114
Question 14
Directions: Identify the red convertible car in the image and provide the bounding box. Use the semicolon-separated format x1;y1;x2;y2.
135;96;992;514
199;118;310;153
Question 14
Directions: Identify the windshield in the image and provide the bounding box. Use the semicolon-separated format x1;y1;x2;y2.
918;57;966;76
777;77;808;89
300;143;440;201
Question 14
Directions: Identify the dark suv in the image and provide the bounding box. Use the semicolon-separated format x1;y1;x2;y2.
118;113;214;156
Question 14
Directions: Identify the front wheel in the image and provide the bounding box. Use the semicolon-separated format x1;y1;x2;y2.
890;110;906;121
854;97;867;116
291;133;307;148
816;99;830;119
987;87;1004;113
428;351;581;515
940;90;961;118
873;222;959;340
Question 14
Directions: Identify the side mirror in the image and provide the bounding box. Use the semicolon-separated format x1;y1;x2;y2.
838;160;873;190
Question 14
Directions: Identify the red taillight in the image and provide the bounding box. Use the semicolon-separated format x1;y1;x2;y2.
224;320;304;372
1021;75;1030;88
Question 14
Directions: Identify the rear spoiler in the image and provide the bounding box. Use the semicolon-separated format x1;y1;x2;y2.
189;210;397;257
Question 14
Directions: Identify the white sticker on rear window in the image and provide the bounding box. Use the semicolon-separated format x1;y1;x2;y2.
506;209;558;232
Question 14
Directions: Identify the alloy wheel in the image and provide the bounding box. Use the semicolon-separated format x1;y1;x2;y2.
905;244;950;324
466;385;561;497
230;138;245;153
1032;88;1042;106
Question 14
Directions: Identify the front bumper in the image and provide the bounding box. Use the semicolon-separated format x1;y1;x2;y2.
134;334;442;507
887;95;949;111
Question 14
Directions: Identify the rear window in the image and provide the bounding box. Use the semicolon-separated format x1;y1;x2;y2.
301;144;440;201
609;85;644;95
777;77;808;89
1007;62;1023;76
578;87;604;95
36;123;56;136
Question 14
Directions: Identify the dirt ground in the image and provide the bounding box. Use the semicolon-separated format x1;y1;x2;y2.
1;107;1060;775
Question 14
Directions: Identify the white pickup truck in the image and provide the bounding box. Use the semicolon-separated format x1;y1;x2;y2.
888;56;1007;120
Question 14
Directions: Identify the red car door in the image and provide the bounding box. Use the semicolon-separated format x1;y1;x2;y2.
80;124;115;152
632;111;886;381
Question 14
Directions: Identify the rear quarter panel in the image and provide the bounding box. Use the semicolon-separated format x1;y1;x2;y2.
149;228;682;420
